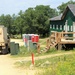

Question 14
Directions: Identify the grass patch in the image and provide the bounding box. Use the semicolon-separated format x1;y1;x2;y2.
15;46;37;57
35;53;75;75
10;37;75;58
15;60;31;69
14;52;75;75
12;37;75;75
11;45;74;58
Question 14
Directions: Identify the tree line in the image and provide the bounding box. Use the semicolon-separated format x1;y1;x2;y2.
0;0;75;38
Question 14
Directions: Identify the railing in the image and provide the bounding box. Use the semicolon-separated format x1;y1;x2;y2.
61;32;75;40
51;32;75;43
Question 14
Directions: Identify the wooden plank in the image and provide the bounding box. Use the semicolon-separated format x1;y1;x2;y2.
61;32;75;34
60;41;75;44
62;37;75;39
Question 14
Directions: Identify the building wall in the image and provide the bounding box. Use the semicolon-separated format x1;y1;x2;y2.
50;9;75;34
50;20;64;32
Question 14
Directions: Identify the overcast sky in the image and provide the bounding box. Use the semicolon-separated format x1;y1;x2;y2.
0;0;75;15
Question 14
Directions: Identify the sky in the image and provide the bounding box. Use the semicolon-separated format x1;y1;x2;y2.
0;0;75;16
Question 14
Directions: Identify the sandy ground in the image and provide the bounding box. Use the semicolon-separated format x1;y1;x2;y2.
0;54;36;75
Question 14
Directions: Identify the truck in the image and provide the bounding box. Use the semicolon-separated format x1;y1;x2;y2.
0;25;10;54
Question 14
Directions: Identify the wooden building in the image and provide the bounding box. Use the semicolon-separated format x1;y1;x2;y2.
50;4;75;34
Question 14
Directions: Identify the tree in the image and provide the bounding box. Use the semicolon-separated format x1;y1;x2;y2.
35;5;58;37
57;0;75;14
14;10;25;38
23;5;58;37
23;8;38;34
0;14;13;35
4;15;12;35
11;14;17;35
0;14;6;25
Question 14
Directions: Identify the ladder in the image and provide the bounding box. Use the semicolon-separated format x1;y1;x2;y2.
39;32;58;53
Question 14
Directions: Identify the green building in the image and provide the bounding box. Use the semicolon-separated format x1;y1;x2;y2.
50;4;75;34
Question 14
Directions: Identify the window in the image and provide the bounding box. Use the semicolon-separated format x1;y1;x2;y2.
53;25;55;29
60;25;62;30
50;25;52;28
64;25;65;30
67;26;69;31
71;26;73;31
57;25;58;29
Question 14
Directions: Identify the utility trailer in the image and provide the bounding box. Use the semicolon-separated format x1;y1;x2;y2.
0;25;10;54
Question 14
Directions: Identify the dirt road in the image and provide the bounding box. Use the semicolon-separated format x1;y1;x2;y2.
0;54;35;75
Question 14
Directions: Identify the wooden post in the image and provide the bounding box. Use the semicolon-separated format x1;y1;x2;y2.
58;43;62;50
55;32;58;43
31;53;34;65
37;43;40;53
46;38;49;48
47;38;50;50
57;33;61;43
62;31;63;39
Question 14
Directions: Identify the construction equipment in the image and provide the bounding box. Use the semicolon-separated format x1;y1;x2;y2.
0;25;10;54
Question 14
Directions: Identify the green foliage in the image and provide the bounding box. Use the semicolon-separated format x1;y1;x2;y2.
57;0;75;14
36;54;75;75
0;14;13;35
46;47;57;53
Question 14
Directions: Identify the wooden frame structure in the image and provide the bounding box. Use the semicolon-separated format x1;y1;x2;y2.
50;32;75;50
37;31;75;53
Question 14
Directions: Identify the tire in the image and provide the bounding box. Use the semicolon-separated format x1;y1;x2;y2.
2;44;9;54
